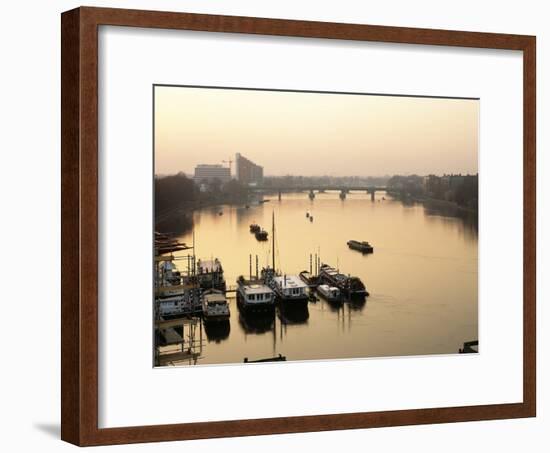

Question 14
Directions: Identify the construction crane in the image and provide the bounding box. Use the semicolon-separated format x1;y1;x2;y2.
222;158;233;176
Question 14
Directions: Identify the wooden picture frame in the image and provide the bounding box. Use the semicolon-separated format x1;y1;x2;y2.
61;6;536;446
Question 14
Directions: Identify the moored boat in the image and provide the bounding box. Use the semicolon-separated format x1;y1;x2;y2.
236;276;275;314
347;240;374;253
196;258;226;291
268;274;309;307
318;264;369;298
201;289;230;322
316;284;341;302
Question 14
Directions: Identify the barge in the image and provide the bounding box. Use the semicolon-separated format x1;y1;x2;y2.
347;240;374;254
318;264;369;298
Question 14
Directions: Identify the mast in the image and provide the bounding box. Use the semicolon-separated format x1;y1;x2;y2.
272;211;275;272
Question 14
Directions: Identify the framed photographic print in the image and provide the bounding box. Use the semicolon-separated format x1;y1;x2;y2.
61;6;536;446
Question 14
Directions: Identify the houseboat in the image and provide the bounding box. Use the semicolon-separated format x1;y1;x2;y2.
316;284;341;302
347;240;374;254
318;264;369;298
196;258;226;291
155;256;202;315
236;276;275;314
155;256;186;299
201;289;230;322
155;290;202;317
268;275;309;307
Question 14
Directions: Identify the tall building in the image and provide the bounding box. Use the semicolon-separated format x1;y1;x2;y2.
193;164;231;184
235;153;263;186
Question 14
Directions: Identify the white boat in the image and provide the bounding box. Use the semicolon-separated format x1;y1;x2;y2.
269;275;308;306
316;284;341;302
236;276;275;314
202;289;230;322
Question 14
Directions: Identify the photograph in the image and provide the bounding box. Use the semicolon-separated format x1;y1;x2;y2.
153;85;479;367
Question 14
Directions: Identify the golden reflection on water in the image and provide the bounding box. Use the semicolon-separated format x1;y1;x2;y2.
172;192;478;365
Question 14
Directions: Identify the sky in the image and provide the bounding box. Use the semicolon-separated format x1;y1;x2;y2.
154;86;478;177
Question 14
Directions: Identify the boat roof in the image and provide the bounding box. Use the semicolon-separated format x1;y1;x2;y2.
203;293;227;303
241;283;274;295
273;275;308;289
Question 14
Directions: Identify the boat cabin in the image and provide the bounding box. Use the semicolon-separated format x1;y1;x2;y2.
271;275;308;299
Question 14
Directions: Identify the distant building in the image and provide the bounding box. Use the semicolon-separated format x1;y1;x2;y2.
423;174;443;196
193;164;231;184
235;153;263;186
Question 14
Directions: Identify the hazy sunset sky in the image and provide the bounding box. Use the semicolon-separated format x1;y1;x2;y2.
154;86;478;177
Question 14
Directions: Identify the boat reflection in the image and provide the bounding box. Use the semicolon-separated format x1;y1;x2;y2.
238;309;275;335
203;320;230;343
277;303;310;325
346;296;367;311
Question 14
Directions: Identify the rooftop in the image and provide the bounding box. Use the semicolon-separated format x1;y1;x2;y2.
273;275;308;289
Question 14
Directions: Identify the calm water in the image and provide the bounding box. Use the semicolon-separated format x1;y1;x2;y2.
170;192;478;365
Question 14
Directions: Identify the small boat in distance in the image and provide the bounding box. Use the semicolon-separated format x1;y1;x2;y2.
347;240;374;254
255;229;269;241
249;223;261;233
317;284;341;302
202;289;230;322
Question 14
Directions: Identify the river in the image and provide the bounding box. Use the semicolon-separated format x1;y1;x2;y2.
170;191;478;365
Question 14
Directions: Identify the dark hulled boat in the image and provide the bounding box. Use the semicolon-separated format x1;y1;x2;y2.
318;264;369;298
347;240;374;254
255;229;268;241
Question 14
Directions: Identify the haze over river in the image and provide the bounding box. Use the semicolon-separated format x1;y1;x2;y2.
172;191;478;365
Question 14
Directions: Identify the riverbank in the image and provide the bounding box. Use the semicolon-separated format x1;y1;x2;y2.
155;195;253;233
387;191;477;215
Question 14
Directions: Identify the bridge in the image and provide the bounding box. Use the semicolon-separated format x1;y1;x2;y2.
249;186;388;201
